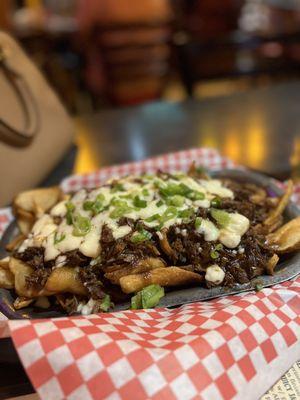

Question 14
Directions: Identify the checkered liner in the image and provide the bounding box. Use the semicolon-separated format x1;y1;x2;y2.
0;148;299;400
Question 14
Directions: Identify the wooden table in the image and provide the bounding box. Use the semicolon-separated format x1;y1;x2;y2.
1;81;300;399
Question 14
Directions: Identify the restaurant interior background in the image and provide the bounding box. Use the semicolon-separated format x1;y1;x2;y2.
1;0;300;177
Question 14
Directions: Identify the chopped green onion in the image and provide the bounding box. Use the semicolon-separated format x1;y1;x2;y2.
145;214;160;222
210;208;230;228
111;183;125;193
110;205;132;219
188;191;205;201
210;243;223;259
131;284;164;309
99;294;112;312
83;200;94;211
255;283;263;292
178;208;194;220
161;206;177;222
211;197;222;208
83;194;106;215
142;188;150;196
156;200;164;207
65;201;75;225
169;195;185;207
131;292;142;309
133;196;147;208
195;217;202;229
159;182;191;198
72;214;91;236
54;232;66;245
210;249;220;259
131;229;152;243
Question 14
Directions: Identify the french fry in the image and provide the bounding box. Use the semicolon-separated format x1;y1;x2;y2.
159;228;175;258
0;267;14;289
6;234;26;252
267;216;300;253
0;257;10;270
265;254;279;275
264;180;293;228
45;267;87;296
9;257;48;297
14;187;62;215
14;297;34;310
119;266;203;294
105;257;166;284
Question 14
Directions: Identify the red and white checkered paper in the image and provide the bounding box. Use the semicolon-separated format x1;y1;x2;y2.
0;148;299;400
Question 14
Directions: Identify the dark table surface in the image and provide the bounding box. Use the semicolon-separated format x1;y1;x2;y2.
1;81;300;399
76;81;300;181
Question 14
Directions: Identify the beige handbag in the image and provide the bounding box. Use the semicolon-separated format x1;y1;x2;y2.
0;31;74;207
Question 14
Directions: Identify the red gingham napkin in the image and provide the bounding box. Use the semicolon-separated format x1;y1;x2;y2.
0;148;299;400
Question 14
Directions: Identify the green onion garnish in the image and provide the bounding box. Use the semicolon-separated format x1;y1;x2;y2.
210;208;230;228
188;191;205;201
99;294;112;312
156;200;164;207
133;196;147;208
169;195;185;207
130;229;152;243
131;292;142;309
111;183;125;193
195;217;202;229
210;243;223;259
145;214;160;222
210;250;220;259
54;232;66;245
72;214;91;236
211;197;222;208
65;201;75;225
142;188;150;196
83;200;94;211
131;284;165;309
178;208;194;220
161;206;177;222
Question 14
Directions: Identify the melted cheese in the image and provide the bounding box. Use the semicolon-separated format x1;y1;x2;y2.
18;173;240;263
219;213;250;249
197;219;219;241
205;264;225;284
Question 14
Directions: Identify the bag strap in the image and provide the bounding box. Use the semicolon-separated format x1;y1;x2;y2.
0;45;39;147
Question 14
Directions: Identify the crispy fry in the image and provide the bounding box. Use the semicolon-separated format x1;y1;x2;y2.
0;267;14;289
14;187;62;215
6;234;26;252
119;266;203;294
0;257;10;270
105;257;166;284
265;254;279;275
264;180;293;228
267;216;300;253
159;229;175;258
9;257;48;297
267;215;284;234
45;267;87;296
14;297;34;310
15;211;35;235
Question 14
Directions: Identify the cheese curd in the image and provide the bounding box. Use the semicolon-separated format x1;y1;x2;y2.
205;264;225;284
219;213;250;249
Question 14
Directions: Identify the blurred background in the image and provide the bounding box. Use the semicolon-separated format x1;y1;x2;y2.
1;0;300;185
1;0;300;113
